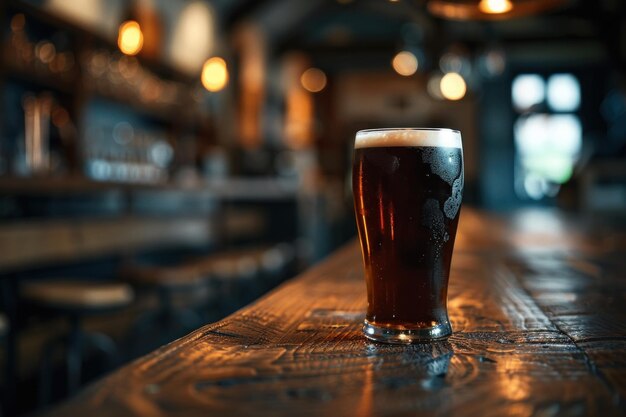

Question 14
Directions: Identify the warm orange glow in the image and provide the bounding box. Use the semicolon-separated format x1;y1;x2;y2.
36;41;56;64
118;21;144;56
497;357;531;402
284;53;314;149
11;14;26;32
478;0;513;14
440;72;467;100
357;162;371;258
51;107;70;128
300;68;327;93
429;0;562;21
201;57;228;92
285;88;313;148
389;202;395;241
235;24;266;149
392;51;418;76
356;362;374;417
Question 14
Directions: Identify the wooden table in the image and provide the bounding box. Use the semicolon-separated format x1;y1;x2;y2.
47;208;626;417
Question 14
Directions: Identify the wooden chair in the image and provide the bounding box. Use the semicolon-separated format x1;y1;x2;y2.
21;280;133;405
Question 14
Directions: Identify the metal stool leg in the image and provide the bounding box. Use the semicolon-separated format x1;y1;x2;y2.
159;286;178;341
174;308;202;331
41;319;120;405
38;334;66;406
84;332;118;370
66;315;83;396
1;279;18;416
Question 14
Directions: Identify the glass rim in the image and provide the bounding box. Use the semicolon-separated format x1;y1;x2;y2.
356;127;460;135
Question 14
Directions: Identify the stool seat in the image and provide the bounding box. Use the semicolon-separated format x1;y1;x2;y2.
190;247;267;279
22;280;133;310
260;243;295;274
121;264;204;287
211;256;258;280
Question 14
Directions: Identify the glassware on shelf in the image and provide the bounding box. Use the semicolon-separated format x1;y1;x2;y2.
84;122;173;184
22;93;54;175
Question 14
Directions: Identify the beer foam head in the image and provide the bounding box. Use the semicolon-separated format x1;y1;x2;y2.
355;128;462;149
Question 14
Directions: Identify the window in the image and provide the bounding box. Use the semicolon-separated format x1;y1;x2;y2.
512;73;582;200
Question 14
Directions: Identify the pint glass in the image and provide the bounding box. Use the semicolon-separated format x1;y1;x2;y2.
352;128;463;343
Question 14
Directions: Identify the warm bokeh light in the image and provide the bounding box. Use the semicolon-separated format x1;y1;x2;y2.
170;1;215;74
36;41;56;64
392;51;418;76
11;13;26;32
440;72;467;100
478;0;513;14
201;57;228;92
300;68;327;93
235;24;266;149
118;21;143;56
48;0;105;33
427;73;444;100
284;54;314;149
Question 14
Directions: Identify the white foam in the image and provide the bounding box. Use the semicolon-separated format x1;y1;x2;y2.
355;128;462;149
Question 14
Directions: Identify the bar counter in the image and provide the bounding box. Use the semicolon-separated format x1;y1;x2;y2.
47;208;626;417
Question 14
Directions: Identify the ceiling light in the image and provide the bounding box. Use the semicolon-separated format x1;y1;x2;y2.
427;0;567;21
201;57;228;92
478;0;513;14
118;21;143;56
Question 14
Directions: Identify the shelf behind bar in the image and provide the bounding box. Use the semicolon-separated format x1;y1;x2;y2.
6;0;195;84
0;176;300;199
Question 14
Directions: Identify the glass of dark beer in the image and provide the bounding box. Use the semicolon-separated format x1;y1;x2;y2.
352;128;463;343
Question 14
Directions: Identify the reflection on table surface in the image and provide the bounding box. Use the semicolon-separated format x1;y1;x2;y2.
45;208;626;417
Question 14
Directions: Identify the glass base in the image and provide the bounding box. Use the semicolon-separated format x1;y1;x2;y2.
362;319;452;344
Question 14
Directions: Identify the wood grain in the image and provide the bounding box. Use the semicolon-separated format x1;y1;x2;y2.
46;208;626;417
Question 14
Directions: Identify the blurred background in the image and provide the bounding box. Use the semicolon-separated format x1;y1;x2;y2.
0;0;625;414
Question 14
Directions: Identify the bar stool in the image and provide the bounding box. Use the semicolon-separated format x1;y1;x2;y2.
258;243;296;291
189;248;264;312
207;244;296;297
121;264;208;352
21;280;133;405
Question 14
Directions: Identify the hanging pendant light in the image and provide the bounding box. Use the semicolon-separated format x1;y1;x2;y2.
427;0;568;21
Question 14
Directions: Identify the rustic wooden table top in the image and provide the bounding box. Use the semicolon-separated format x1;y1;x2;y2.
48;208;626;417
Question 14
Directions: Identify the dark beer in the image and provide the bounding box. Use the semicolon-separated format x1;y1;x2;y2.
352;128;463;343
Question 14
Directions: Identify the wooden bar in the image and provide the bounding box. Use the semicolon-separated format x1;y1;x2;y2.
46;208;626;416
